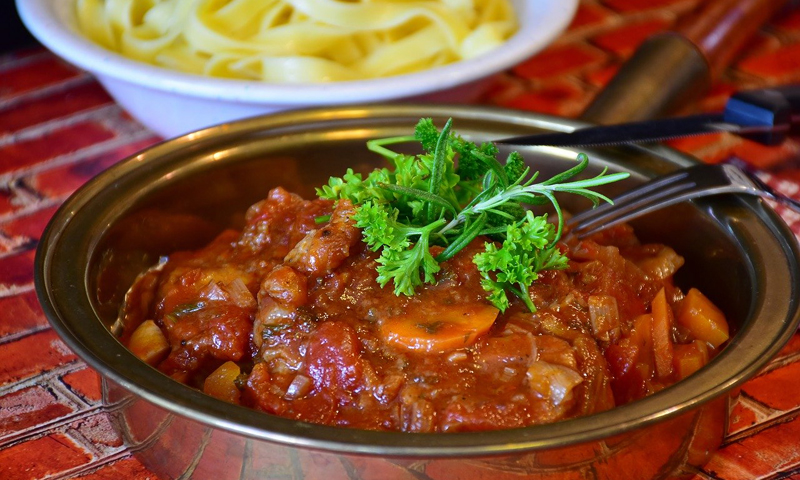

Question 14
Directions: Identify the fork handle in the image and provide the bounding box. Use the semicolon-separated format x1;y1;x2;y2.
724;85;800;145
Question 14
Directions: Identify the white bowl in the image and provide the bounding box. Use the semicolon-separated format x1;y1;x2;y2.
17;0;577;138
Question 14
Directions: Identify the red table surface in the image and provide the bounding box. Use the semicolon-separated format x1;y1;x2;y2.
3;1;800;479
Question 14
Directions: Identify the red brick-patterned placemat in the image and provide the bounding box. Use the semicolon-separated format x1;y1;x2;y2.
2;1;800;479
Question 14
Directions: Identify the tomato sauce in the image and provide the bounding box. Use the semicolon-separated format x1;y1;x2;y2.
122;187;728;432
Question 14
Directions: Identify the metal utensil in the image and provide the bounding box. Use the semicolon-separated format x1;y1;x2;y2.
567;163;800;238
499;86;800;147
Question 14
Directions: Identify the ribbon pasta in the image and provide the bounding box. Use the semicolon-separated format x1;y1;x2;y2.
76;0;517;82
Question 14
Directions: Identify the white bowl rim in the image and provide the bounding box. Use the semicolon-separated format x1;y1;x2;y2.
17;0;578;105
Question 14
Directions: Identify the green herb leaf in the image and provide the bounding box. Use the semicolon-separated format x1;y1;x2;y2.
427;118;453;222
169;302;206;318
436;213;488;262
376;220;444;296
414;118;441;152
352;202;407;252
503;151;527;184
474;211;569;312
378;183;458;216
316;167;393;205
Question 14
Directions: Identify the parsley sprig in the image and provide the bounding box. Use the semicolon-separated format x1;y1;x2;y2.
316;118;628;312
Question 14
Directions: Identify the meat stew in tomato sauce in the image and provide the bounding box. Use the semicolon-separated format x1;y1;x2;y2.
121;186;729;432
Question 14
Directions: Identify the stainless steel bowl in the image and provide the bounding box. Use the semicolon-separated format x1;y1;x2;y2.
35;105;800;479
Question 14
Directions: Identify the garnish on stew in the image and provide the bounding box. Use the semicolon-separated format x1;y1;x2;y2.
317;118;629;311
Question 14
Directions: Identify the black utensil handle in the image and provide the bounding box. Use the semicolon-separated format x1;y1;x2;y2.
724;85;800;145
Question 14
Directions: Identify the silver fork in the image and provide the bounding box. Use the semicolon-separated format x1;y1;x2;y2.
567;163;800;238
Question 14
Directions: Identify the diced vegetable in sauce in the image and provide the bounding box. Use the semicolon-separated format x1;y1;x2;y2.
128;319;169;366
677;288;730;348
203;361;242;404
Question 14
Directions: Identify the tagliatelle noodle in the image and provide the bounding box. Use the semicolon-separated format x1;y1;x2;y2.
75;0;518;82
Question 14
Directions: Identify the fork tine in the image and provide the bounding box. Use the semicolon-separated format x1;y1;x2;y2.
565;163;789;240
570;181;698;237
566;169;693;228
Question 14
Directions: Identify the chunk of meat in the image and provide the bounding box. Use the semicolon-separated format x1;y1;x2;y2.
535;334;578;370
398;384;437;432
570;238;657;319
243;362;288;415
472;328;535;376
158;304;253;377
253;266;309;350
285;199;362;277
573;335;615;415
635;245;685;280
240;187;332;257
155;239;254;319
260;265;308;308
304;321;370;402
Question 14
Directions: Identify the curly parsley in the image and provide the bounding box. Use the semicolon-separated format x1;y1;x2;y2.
316;118;628;312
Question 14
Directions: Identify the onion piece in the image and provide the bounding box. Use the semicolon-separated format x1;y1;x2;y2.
284;374;313;400
637;246;684;280
199;281;227;302
526;361;583;406
588;295;620;342
447;351;468;363
227;277;256;309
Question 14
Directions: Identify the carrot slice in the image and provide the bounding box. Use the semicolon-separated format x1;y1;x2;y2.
380;303;500;354
673;340;710;380
203;361;242;404
651;288;675;379
677;288;729;348
630;314;653;358
128;320;170;366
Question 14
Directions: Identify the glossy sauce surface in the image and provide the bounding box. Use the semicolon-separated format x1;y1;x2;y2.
122;187;726;432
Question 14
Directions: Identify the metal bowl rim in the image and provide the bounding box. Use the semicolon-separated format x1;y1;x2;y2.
34;104;800;457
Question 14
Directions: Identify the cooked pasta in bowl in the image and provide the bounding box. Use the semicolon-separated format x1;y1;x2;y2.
17;0;577;137
76;0;518;82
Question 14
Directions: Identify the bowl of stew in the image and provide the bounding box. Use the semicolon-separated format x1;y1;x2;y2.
35;105;800;479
